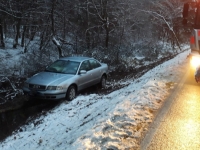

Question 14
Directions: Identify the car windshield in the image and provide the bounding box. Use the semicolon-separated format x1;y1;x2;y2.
45;60;80;75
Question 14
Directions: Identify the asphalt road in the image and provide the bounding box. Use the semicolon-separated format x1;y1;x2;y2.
141;65;200;150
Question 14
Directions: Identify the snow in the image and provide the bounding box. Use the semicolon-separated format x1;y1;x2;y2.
52;36;61;46
0;48;24;76
0;47;190;149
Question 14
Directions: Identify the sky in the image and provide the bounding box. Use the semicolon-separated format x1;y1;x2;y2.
0;47;190;150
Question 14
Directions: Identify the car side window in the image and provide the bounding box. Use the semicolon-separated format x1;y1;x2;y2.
89;59;101;69
80;60;91;71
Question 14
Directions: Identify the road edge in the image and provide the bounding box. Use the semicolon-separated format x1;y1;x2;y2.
140;60;189;150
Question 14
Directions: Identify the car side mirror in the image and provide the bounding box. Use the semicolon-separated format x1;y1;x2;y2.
79;70;87;74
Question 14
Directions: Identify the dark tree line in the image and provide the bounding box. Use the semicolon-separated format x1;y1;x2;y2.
0;0;188;60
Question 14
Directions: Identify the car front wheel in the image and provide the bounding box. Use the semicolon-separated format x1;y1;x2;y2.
66;85;77;101
99;75;106;88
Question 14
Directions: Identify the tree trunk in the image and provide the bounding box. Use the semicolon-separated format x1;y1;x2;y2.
30;26;36;41
13;19;21;48
86;0;90;50
51;0;63;58
39;31;44;51
86;31;90;50
4;19;7;39
21;25;26;47
0;19;5;48
105;25;109;48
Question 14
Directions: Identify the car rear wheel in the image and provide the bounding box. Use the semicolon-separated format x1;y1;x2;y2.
66;85;77;101
99;75;106;88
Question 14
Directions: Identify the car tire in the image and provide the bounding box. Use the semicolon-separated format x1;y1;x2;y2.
66;85;77;101
99;75;106;89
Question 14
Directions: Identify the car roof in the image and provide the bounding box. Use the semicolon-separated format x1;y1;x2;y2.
59;56;92;62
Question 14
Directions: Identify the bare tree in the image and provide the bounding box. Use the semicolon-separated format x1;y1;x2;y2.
0;18;5;47
144;0;184;51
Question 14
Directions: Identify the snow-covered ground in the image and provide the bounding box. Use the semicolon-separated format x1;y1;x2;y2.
0;48;190;149
0;47;24;76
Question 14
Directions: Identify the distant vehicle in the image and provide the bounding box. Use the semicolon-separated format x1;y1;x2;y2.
23;56;108;101
183;1;200;70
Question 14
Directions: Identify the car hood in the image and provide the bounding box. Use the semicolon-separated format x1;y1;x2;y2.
26;71;74;85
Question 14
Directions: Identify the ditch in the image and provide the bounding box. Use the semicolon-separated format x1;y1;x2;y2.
0;54;178;143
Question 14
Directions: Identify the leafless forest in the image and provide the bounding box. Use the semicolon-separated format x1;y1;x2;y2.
0;0;190;75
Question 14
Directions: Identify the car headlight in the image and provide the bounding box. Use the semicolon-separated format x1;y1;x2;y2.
47;86;63;90
191;56;200;69
56;86;63;90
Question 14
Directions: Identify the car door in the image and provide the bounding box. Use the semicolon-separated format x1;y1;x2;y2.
78;60;93;90
88;59;102;84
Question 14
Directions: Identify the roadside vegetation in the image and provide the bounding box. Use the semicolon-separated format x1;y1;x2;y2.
0;0;190;104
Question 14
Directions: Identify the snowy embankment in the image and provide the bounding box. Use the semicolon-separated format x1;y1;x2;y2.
0;50;189;150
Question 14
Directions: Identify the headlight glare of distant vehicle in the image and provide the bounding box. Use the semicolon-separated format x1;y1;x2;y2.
191;56;200;69
47;86;63;90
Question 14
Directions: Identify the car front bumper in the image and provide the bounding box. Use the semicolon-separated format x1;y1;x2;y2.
23;87;66;100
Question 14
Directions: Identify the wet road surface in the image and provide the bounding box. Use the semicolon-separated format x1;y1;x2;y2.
141;67;200;149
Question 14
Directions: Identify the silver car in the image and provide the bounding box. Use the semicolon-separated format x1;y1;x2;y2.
23;56;108;101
